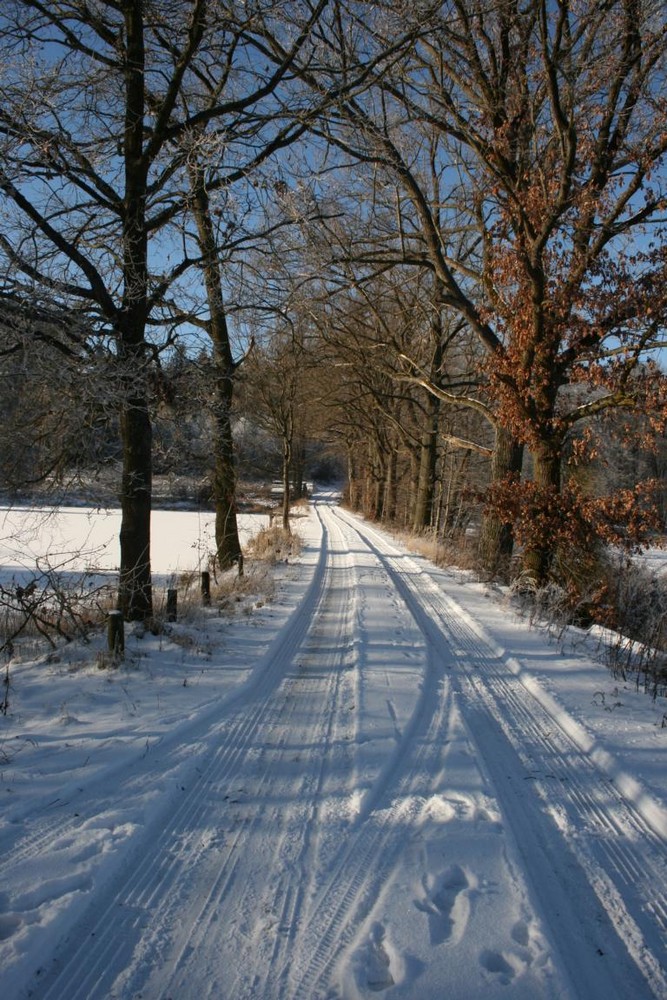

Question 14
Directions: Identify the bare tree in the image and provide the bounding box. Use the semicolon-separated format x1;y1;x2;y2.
0;2;205;617
243;321;315;531
0;294;110;494
393;0;667;579
297;0;667;580
274;155;507;552
0;1;334;616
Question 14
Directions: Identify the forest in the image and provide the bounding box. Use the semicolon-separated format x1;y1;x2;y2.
1;0;666;630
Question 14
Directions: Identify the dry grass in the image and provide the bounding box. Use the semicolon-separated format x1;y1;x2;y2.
397;529;479;572
1;519;305;701
246;524;303;564
149;522;305;627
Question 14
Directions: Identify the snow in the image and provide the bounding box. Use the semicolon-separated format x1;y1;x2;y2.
0;496;666;999
0;504;253;582
642;546;667;577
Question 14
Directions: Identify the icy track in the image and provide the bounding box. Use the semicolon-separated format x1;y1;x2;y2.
2;496;667;999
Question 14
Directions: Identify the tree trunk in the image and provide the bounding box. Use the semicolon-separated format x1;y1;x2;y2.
189;154;242;570
213;387;243;568
290;437;306;500
117;3;153;621
118;389;153;620
478;424;524;579
412;397;440;531
406;447;420;526
362;443;376;517
434;445;448;534
282;430;292;532
346;444;361;508
372;471;385;521
382;446;397;522
442;448;471;536
521;441;562;584
413;304;443;532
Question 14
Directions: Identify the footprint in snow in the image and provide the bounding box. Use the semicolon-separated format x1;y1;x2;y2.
480;948;527;985
415;864;470;946
364;922;395;992
511;920;530;947
474;804;503;832
0;912;22;941
510;917;549;968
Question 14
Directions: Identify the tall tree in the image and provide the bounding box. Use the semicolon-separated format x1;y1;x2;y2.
0;0;331;615
283;41;524;569
186;153;246;568
407;0;667;579
303;0;667;580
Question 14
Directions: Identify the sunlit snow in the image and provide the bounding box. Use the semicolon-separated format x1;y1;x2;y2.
0;497;665;999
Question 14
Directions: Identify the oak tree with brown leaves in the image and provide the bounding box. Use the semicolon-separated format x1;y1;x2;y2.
308;0;667;581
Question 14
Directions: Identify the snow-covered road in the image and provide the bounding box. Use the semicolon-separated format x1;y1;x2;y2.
3;497;667;999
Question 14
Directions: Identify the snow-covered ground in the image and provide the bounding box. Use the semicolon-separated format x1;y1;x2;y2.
642;545;667;577
0;497;666;999
0;503;250;583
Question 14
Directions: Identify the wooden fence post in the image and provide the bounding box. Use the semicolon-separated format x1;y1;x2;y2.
166;589;178;622
107;610;125;658
201;571;211;606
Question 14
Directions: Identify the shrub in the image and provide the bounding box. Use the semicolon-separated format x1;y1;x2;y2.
486;476;661;589
1;568;114;712
246;524;302;564
514;548;667;700
595;553;667;698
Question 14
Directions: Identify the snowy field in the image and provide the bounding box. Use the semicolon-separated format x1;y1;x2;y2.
0;504;267;584
0;498;666;999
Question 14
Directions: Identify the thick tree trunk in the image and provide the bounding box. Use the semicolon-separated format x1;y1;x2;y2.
478;424;524;579
412;398;439;531
372;469;385;521
117;3;153;621
521;441;562;584
118;391;152;620
213;388;242;568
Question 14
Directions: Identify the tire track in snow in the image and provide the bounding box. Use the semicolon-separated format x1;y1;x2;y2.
19;511;336;1000
14;501;667;1000
211;502;426;1000
335;507;667;999
0;521;327;882
288;506;458;999
129;662;342;1000
167;516;362;1000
